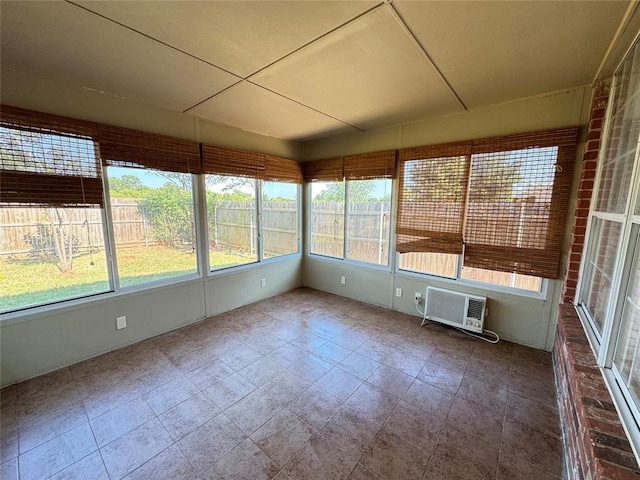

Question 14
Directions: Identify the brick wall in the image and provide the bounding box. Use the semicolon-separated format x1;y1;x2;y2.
555;306;639;479
554;79;640;479
561;78;610;304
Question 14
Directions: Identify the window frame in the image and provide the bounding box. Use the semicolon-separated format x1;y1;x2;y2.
575;33;640;462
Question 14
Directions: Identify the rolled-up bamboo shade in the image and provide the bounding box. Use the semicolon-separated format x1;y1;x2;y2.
98;124;201;174
263;155;303;183
396;142;471;255
464;127;578;278
1;105;103;207
201;144;265;179
344;150;396;180
302;157;343;182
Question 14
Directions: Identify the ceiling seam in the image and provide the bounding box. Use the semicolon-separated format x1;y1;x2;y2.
245;1;386;81
182;80;244;113
64;0;241;79
246;80;365;133
386;1;468;111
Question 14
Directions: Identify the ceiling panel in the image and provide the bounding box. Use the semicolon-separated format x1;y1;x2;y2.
74;0;380;78
0;1;240;112
251;6;464;131
188;81;358;141
394;0;629;108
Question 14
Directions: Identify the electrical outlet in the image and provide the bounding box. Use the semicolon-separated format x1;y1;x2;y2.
414;292;422;305
395;287;402;297
261;278;266;287
340;276;346;285
116;316;127;330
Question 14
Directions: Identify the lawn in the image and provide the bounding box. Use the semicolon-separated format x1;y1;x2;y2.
0;245;249;312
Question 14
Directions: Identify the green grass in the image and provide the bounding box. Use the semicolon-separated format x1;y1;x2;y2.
0;245;249;312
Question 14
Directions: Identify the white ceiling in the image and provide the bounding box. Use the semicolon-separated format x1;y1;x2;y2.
0;0;634;143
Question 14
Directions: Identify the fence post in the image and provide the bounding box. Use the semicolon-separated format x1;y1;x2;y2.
378;202;384;265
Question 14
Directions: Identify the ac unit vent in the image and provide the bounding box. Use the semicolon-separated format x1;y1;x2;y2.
422;287;486;334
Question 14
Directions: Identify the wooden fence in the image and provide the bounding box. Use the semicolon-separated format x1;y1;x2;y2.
1;199;545;288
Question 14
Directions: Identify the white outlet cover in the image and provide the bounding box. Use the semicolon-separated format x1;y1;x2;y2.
116;316;127;330
395;288;402;297
340;276;346;284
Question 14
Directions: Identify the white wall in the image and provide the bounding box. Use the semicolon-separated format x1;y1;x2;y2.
303;86;591;350
0;68;304;387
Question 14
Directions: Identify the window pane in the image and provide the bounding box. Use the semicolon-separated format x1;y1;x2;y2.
0;206;109;312
206;175;258;270
460;265;541;292
398;252;457;278
310;182;344;259
613;227;640;405
595;44;640;214
262;182;298;259
346;179;391;265
108;167;197;287
581;218;623;333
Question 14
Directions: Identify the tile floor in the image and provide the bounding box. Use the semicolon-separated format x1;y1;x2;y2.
0;287;564;480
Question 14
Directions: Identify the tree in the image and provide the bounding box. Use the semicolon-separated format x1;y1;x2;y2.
138;183;194;246
109;175;151;198
313;180;376;202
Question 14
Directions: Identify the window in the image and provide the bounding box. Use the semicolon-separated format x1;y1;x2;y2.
202;144;301;271
262;181;299;259
99;124;201;288
107;167;198;287
0;107;110;312
310;181;344;259
396;129;577;293
306;151;395;266
206;175;258;270
576;36;640;456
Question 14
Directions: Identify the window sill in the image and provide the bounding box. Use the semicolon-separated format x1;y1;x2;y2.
306;253;392;273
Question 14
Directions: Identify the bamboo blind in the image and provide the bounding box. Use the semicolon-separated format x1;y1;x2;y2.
344;150;397;180
201;144;265;179
0;105;103;207
302;157;344;182
263;154;303;183
396;142;471;255
464;127;578;278
98;124;201;174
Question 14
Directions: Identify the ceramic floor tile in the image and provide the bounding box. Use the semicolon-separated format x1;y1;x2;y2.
100;418;173;480
314;366;364;402
346;382;399;424
402;378;454;420
0;457;18;480
366;364;414;397
177;413;247;474
225;386;284;434
320;405;382;454
82;377;143;420
203;372;257;410
19;423;97;480
19;400;89;454
250;408;316;467
186;358;235;390
158;392;220;441
6;289;567;480
143;376;199;415
360;430;430;480
288;385;343;430
90;397;155;447
383;400;443;455
288;354;334;383
283;434;360;480
203;438;280;480
416;362;463;394
339;352;379;381
49;451;109;480
123;444;198;480
348;462;382;480
238;356;287;387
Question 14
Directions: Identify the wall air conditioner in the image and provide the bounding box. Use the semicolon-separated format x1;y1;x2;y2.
421;286;487;334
